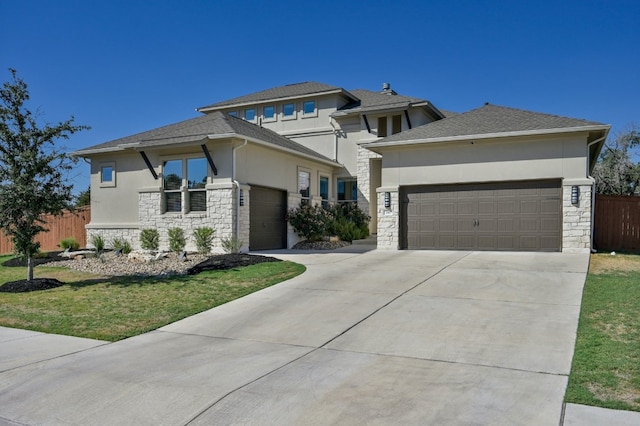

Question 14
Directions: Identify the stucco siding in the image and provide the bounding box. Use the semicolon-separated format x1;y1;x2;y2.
380;134;589;187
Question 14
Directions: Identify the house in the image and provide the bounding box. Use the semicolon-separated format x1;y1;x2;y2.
73;82;609;253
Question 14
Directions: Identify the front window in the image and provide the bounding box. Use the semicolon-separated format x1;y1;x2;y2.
377;117;387;137
163;160;183;212
320;176;329;208
228;111;237;117
99;162;116;187
338;178;357;203
187;158;207;211
299;170;310;205
163;157;208;213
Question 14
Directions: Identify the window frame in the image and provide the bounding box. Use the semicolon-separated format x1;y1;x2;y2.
262;105;276;122
282;102;297;121
337;177;357;204
377;116;387;138
319;174;330;209
298;167;311;206
302;100;317;118
243;107;257;122
99;162;116;188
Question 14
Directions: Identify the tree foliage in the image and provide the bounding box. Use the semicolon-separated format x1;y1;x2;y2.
593;126;640;195
0;69;89;280
75;186;90;207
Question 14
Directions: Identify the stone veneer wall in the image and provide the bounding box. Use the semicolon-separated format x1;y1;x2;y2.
562;183;593;253
376;187;400;249
356;145;382;219
85;227;139;250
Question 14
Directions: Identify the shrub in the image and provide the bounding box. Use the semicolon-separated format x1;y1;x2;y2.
221;236;243;254
286;204;334;242
60;237;80;251
140;229;159;251
111;237;132;254
193;227;215;254
168;228;186;252
328;203;370;242
89;234;105;252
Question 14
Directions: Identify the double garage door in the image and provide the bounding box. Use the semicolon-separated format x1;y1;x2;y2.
249;186;287;251
402;180;562;251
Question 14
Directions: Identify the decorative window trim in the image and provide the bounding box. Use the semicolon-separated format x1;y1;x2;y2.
302;100;318;118
282;102;297;121
262;105;277;123
99;162;116;188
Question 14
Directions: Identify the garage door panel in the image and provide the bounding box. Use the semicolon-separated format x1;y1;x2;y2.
402;180;561;251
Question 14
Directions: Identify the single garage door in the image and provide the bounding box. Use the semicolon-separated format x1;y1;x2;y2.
250;186;287;250
402;180;562;251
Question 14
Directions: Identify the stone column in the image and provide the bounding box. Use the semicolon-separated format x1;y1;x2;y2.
562;180;593;253
376;186;400;250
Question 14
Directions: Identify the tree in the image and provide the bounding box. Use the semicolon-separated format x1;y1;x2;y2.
0;69;89;281
592;126;640;195
75;186;90;207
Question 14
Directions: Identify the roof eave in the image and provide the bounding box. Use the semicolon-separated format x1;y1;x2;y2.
363;125;611;150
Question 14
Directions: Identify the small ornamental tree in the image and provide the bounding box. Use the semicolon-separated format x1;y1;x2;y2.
0;69;89;281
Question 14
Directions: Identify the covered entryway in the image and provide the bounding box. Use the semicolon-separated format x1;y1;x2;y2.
249;186;287;250
401;180;562;251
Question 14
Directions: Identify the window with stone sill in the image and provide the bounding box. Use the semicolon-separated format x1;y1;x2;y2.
163;157;208;213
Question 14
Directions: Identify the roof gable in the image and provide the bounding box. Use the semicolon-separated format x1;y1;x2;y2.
197;82;356;111
72;112;337;164
365;103;609;147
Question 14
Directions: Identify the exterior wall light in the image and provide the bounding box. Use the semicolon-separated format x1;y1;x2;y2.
239;189;244;206
571;186;580;205
384;192;391;208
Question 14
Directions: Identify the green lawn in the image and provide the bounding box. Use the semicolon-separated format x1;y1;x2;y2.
0;255;305;341
565;253;640;412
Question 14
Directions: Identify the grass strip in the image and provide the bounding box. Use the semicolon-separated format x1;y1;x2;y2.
0;256;305;341
565;253;640;412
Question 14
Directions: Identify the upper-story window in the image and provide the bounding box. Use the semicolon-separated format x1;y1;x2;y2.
283;102;296;119
392;115;402;134
244;108;256;121
303;100;316;115
378;117;388;137
99;162;116;187
228;111;237;117
263;105;276;121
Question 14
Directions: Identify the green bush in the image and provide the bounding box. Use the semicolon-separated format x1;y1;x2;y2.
60;237;80;251
168;228;186;252
221;236;243;254
89;234;105;252
111;237;132;254
140;229;159;251
286;204;334;242
328;203;370;242
193;227;215;254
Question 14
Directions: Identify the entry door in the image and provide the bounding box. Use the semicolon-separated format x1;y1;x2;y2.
249;186;287;250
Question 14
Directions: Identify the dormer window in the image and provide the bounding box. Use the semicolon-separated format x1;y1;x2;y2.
263;105;275;120
283;103;295;117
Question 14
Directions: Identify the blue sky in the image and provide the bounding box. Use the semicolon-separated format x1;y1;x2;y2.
1;0;638;193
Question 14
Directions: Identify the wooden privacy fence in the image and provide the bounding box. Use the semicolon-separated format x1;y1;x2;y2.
594;195;640;253
0;207;91;255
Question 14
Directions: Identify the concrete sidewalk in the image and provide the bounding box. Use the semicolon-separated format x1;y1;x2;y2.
1;249;638;425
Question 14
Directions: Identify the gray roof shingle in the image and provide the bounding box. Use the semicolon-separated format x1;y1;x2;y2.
73;111;337;164
365;103;609;147
197;82;353;111
336;89;428;113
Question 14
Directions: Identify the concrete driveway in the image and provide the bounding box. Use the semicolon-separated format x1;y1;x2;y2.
0;249;602;425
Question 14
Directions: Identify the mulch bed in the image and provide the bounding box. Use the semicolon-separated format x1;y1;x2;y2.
186;253;281;275
0;253;282;293
0;278;65;293
1;251;68;268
